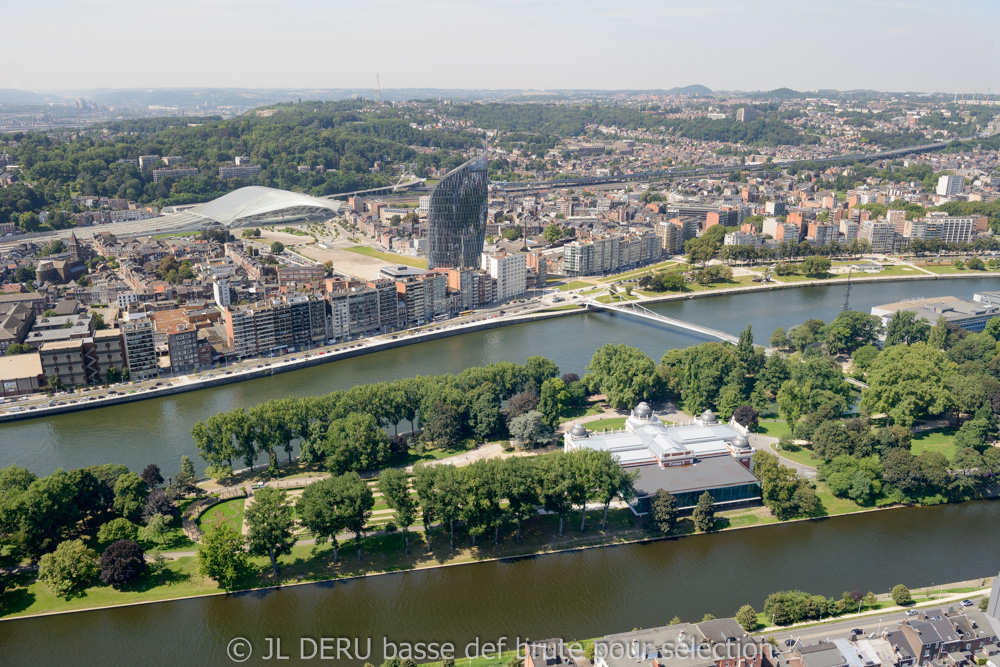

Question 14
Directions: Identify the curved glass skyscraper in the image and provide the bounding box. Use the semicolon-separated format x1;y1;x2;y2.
427;155;488;269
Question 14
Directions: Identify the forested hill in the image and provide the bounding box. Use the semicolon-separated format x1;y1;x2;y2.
0;101;479;231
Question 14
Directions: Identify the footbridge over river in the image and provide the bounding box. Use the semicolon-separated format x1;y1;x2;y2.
582;287;739;344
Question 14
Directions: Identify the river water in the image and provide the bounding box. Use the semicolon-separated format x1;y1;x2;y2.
1;277;997;477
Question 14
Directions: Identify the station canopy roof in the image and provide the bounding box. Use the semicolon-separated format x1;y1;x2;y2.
188;186;341;228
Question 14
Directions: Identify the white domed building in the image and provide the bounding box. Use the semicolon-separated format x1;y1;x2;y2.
564;402;760;515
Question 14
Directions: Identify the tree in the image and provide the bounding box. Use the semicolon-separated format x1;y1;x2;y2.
770;327;791;350
244;487;296;576
821;455;883;505
543;223;563;243
967;256;985;271
585;344;659;410
336;472;374;560
800;255;831;277
434;464;465;549
140;464;163;489
4;342;31;355
99;539;146;587
789;319;825;352
97;517;140;544
140;513;170;546
862;343;955;426
885;310;930;347
500;457;540;542
732;405;759;432
928;315;948;349
584;450;635;532
735;604;759;632
113;472;148;522
197;524;248;590
508;410;553;449
649;490;677;534
537;377;570;429
890;584;912;606
411;464;439;552
142;488;178;521
38;539;99;599
270;241;285;254
503;388;539;424
824;311;883;355
323;412;390;474
181;455;196;479
538;453;577;537
692;492;716;532
420;400;462;448
379;467;416;554
10;469;81;560
297;477;346;562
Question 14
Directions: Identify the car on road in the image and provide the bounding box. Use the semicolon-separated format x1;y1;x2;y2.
851;629;864;636
784;639;796;647
904;609;919;616
961;599;974;607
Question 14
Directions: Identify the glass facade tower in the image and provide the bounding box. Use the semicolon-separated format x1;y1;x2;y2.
427;155;488;269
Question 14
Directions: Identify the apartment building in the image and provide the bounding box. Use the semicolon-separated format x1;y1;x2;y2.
92;329;126;380
936;174;964;196
277;265;325;286
120;318;159;380
224;296;328;359
481;251;527;301
859;220;896;253
218;163;262;179
657;219;685;254
903;213;987;245
395;271;449;325
152;167;198;183
525;251;548;288
39;340;92;387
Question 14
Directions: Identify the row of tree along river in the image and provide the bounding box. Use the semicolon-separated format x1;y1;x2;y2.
1;278;1000;664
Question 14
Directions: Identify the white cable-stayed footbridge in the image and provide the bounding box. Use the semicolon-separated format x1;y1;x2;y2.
582;286;739;344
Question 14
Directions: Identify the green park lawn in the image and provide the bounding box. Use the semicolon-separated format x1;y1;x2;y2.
874;264;922;276
557;280;592;292
768;270;834;283
2;556;218;618
775;446;823;468
600;260;681;283
915;262;990;275
559;402;604;422
757;420;793;439
344;246;428;269
910;426;959;460
595;293;640;303
196;498;245;533
583;417;627;431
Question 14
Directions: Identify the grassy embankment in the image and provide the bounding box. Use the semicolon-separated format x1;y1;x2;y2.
344;246;428;269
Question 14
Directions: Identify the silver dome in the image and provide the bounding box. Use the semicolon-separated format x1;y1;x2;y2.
633;402;653;419
569;423;589;437
733;435;750;449
700;409;717;424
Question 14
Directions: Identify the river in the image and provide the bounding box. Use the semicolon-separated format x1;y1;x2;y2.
1;276;998;477
1;500;997;666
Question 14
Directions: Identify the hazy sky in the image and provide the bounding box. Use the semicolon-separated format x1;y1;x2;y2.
3;0;997;93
